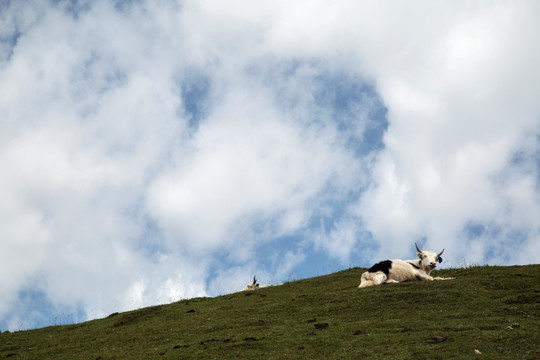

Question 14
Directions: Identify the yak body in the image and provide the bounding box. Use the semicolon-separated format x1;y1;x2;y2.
359;244;455;288
242;276;260;291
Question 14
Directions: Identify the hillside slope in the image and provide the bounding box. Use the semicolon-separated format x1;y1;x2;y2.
0;265;539;359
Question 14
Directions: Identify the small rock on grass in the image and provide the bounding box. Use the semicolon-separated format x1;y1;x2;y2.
314;323;329;329
426;336;447;343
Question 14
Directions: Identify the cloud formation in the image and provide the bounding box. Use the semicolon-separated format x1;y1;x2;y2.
0;0;539;330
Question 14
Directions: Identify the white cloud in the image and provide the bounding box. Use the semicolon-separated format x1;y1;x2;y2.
354;1;540;264
146;84;360;254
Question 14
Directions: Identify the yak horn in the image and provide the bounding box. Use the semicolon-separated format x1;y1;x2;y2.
438;249;445;257
415;242;422;253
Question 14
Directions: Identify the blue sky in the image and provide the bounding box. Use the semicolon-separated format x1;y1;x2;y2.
1;0;540;331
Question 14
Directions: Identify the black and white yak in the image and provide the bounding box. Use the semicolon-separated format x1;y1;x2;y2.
359;243;455;288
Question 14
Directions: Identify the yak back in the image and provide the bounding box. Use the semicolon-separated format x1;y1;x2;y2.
368;260;392;276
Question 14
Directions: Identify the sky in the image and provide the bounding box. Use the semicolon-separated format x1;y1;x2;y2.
1;0;539;331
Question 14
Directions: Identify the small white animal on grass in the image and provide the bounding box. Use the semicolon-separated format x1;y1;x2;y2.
242;275;260;291
358;243;456;288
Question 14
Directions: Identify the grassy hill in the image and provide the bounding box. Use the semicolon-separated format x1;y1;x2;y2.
1;265;539;359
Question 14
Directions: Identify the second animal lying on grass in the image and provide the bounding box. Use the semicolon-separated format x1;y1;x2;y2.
359;243;456;288
242;276;260;291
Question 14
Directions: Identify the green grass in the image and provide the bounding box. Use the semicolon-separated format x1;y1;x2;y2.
1;265;539;359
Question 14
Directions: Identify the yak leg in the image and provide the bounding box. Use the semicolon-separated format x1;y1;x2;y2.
359;271;387;288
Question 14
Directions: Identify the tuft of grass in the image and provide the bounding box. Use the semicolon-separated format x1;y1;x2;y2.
0;265;539;359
